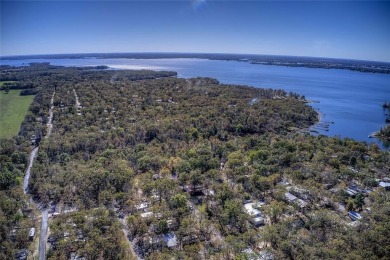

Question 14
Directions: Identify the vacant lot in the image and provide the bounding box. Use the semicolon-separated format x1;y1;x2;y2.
0;90;34;138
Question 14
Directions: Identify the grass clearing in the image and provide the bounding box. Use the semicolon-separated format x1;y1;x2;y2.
0;90;34;138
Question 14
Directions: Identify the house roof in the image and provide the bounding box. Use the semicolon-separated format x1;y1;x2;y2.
296;199;307;208
136;202;150;210
140;212;153;218
348;211;362;220
379;181;390;188
244;203;261;217
346;188;358;196
251;217;265;224
162;232;177;247
285;192;297;202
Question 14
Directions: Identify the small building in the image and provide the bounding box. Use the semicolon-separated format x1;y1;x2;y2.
140;212;154;219
348;211;362;221
285;192;307;210
244;202;261;217
251;216;265;226
379;181;390;190
162;232;178;248
136;202;150;212
244;202;265;227
345;187;359;197
29;228;35;241
288;186;312;201
285;192;298;203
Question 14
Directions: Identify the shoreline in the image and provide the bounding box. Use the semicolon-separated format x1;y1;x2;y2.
2;53;390;75
369;131;390;142
308;110;331;134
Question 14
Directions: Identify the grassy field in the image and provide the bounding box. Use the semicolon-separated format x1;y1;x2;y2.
0;90;34;138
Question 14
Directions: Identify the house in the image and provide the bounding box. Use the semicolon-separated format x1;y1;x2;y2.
29;228;35;241
140;212;153;219
285;192;307;209
251;216;265;227
285;192;298;202
136;202;150;212
345;188;359;197
348;211;362;221
162;232;177;248
345;184;362;197
244;202;265;227
379;181;390;190
244;202;261;216
288;186;312;201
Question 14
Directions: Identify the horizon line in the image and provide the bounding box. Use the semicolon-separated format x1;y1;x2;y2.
1;51;390;64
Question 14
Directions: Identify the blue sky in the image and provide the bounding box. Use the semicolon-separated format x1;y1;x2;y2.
1;0;389;62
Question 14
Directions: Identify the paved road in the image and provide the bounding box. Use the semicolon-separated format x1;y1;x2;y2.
118;217;142;260
38;209;49;260
46;92;55;137
23;147;38;194
23;90;56;259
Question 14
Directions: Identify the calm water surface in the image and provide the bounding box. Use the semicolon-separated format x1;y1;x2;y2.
2;58;389;149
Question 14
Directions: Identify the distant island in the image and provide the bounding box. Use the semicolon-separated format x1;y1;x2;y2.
2;52;390;74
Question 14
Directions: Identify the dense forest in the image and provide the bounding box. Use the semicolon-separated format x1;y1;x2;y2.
1;64;389;259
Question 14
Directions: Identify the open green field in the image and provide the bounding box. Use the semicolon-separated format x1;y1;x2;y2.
0;90;34;138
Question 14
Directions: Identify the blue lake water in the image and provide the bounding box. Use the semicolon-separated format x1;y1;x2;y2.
1;58;389;149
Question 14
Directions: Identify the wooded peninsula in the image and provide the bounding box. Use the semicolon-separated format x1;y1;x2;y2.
1;64;389;260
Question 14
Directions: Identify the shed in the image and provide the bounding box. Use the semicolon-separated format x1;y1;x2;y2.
29;228;35;240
